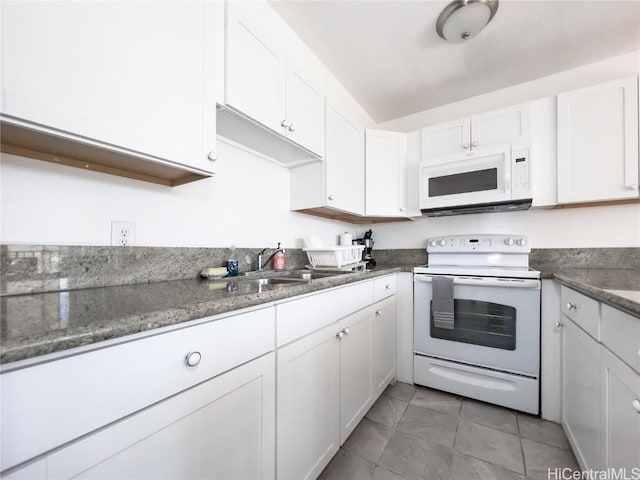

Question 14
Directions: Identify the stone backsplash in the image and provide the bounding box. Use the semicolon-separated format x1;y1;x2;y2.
1;245;636;295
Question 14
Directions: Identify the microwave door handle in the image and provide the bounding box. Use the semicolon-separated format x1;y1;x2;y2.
414;276;540;289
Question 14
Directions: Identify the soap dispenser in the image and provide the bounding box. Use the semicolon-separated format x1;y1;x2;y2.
274;242;286;270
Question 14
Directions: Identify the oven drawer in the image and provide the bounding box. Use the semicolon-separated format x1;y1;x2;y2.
414;355;539;414
560;286;600;340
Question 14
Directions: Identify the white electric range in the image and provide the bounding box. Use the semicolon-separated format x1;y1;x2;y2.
413;234;541;414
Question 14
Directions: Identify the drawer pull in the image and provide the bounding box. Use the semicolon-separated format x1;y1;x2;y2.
343;327;350;335
555;320;564;329
376;310;382;316
385;284;391;290
633;399;640;414
185;351;202;367
566;302;577;311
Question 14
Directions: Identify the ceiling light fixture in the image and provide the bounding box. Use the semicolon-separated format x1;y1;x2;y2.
436;0;499;43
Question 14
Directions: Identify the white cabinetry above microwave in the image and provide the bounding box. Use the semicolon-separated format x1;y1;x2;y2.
0;1;218;186
557;76;639;205
218;1;325;166
421;104;531;158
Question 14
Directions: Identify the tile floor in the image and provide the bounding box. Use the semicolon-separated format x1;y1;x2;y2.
319;382;579;480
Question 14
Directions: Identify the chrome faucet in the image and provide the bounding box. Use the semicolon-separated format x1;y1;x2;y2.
256;243;285;271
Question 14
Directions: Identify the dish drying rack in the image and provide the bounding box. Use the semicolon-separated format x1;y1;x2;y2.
303;245;365;270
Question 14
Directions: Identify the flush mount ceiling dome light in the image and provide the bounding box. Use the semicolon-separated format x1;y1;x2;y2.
436;0;499;42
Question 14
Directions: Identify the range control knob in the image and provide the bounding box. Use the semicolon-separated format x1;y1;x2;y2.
429;240;438;247
516;238;527;246
438;239;447;247
504;238;515;246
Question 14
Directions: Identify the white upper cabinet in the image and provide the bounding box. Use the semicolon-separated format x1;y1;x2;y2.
365;129;408;217
225;1;283;134
1;0;217;180
421;118;471;158
325;104;365;215
284;62;325;157
421;104;531;159
224;2;324;158
557;76;640;204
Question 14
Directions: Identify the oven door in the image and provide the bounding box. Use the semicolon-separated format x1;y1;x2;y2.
419;145;511;209
414;274;540;377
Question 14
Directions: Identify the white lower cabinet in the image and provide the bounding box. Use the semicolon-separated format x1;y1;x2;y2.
372;297;397;398
562;318;601;470
600;346;640;469
47;353;275;479
277;323;340;480
560;285;640;472
339;308;373;443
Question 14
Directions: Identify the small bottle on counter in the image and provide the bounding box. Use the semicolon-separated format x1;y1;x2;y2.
340;232;352;246
274;242;286;270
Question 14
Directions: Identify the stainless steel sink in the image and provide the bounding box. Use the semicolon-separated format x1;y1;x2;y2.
241;269;350;281
250;278;306;285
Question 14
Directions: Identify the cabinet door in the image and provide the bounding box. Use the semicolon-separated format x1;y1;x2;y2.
1;1;216;172
562;319;601;470
471;103;531;150
339;309;373;443
372;297;397;398
277;323;340;480
285;62;325;156
600;347;640;469
557;76;639;204
365;129;406;216
421;118;471;159
325;103;365;215
225;1;284;134
46;354;276;479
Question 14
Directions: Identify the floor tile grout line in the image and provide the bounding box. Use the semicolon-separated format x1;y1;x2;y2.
519;434;528;477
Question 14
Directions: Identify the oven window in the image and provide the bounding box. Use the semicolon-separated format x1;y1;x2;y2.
430;299;516;350
428;168;498;197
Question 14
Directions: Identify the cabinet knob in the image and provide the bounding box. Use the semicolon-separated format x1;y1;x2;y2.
336;331;345;339
281;120;289;128
626;184;638;190
328;194;334;201
207;151;217;162
185;351;202;367
633;399;640;413
288;124;295;132
376;309;382;316
555;320;564;329
472;141;478;147
343;327;350;335
399;207;405;212
385;284;391;290
463;143;470;149
566;302;576;311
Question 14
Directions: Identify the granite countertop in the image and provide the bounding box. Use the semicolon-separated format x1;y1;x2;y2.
548;268;640;318
2;263;639;366
0;266;410;365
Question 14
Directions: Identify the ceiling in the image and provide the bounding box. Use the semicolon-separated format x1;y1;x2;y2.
270;0;640;123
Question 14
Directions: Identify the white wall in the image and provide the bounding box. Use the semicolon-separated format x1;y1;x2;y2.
369;205;640;249
0;140;350;248
368;51;640;250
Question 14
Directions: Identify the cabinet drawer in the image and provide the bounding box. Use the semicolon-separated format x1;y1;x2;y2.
601;304;640;373
374;275;396;302
561;286;600;340
276;281;374;347
0;307;275;471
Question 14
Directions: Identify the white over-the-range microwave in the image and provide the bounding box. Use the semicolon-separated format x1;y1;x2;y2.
419;143;532;216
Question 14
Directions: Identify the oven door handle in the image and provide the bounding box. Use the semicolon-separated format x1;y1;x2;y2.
414;275;540;289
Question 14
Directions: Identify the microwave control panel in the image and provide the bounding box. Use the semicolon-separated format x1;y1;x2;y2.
511;147;531;198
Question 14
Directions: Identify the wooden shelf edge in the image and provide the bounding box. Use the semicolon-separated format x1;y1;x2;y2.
295;207;414;225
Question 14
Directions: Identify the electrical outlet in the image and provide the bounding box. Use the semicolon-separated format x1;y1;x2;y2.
111;221;136;246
